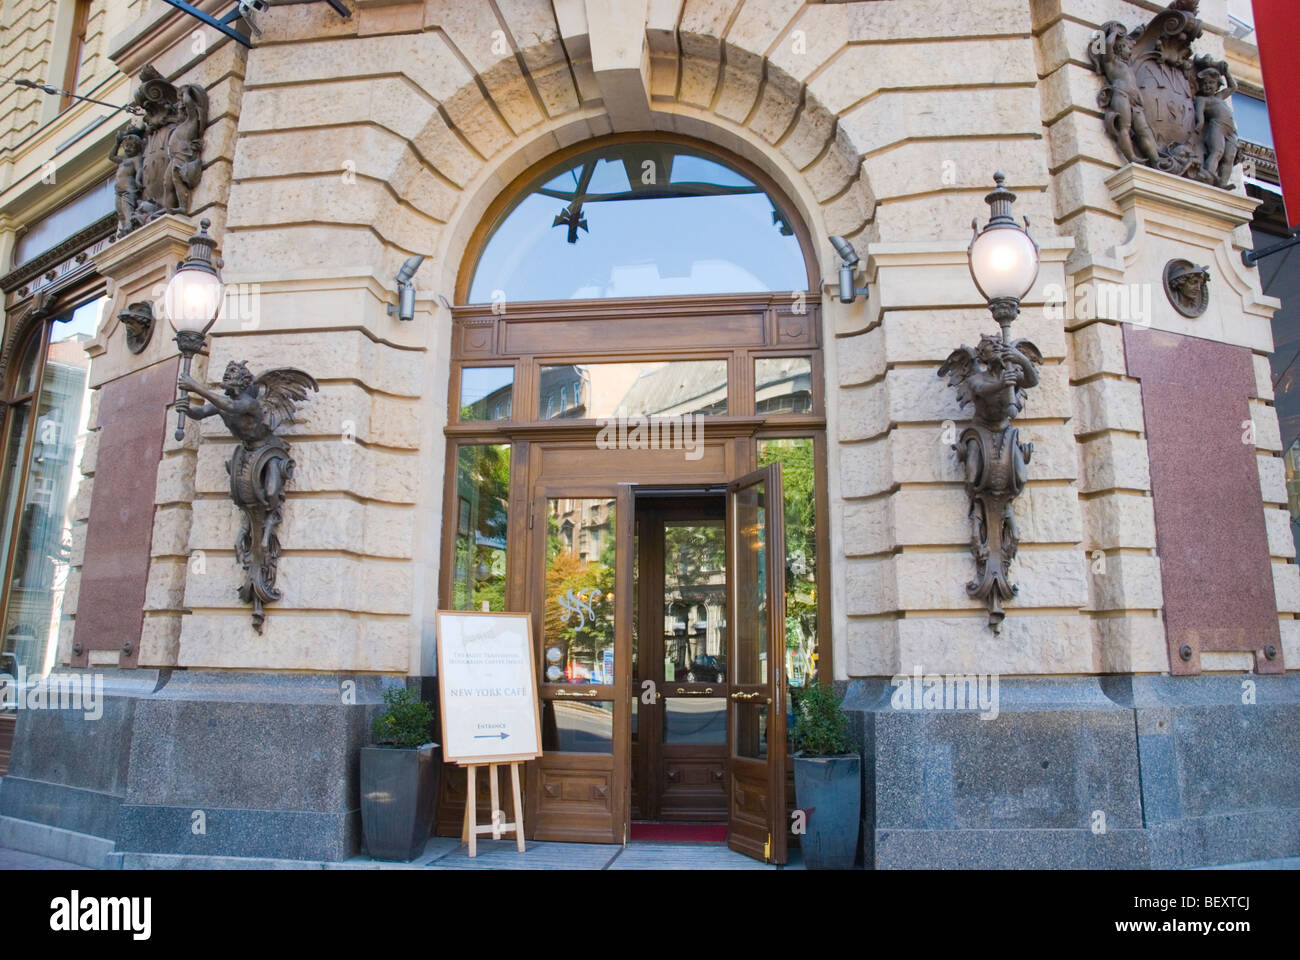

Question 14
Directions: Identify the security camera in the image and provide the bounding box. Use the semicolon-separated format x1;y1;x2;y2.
238;0;268;36
829;235;869;304
387;254;427;321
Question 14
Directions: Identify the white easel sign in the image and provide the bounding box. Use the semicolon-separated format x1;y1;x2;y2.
435;610;542;764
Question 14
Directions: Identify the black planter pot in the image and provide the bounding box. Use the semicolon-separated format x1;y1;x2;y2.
360;743;439;861
793;753;861;869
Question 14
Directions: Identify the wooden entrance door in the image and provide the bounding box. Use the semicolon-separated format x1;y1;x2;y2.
726;464;788;864
526;482;632;843
633;496;729;822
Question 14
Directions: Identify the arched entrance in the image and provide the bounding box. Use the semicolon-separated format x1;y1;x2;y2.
435;135;830;864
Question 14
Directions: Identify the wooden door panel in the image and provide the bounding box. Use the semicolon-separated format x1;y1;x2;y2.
533;754;618;842
729;758;772;860
0;713;13;776
658;748;727;820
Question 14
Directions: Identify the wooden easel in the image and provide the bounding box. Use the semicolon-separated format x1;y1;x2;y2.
460;761;525;857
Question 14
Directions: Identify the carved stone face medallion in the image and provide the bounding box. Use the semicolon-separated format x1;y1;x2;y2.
117;301;155;355
1164;259;1211;318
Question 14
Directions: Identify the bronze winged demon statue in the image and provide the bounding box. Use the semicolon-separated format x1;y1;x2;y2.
178;361;319;633
938;334;1043;632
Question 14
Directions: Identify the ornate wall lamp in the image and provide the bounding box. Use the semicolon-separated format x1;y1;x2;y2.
165;218;224;440
164;218;318;634
938;173;1043;632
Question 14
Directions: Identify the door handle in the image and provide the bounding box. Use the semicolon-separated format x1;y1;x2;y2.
676;688;713;695
730;691;769;702
555;688;599;697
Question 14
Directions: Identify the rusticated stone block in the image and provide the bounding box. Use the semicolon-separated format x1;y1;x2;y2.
178;613;414;672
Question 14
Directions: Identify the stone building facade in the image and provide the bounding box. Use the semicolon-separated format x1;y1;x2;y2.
0;0;1295;869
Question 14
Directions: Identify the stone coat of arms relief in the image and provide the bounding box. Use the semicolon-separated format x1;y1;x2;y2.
1088;0;1240;190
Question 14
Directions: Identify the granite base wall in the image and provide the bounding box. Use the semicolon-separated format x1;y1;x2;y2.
5;671;1297;867
0;670;400;863
843;675;1300;869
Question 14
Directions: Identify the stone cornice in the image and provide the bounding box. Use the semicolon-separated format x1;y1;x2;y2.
0;213;115;295
1106;164;1260;236
109;0;239;77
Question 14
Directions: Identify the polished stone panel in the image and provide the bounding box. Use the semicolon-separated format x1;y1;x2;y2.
846;674;1300;869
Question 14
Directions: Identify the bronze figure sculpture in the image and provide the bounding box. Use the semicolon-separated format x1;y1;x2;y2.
1087;1;1240;190
939;335;1043;632
177;361;319;633
109;65;209;238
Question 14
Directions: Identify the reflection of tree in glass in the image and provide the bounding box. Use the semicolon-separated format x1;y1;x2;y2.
544;503;616;681
759;440;818;685
453;445;510;612
663;522;726;673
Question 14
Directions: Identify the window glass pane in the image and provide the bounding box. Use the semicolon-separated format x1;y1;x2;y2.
1;304;97;681
0;409;32;636
664;698;726;744
543;497;615;684
11;180;113;269
663;521;726;682
540;361;726;420
14;332;42;396
734;702;768;759
756;357;813;415
1233;93;1273;148
542;700;613;753
468;141;807;302
732;479;768;685
459;366;513;422
450;444;510;612
758;438;818;687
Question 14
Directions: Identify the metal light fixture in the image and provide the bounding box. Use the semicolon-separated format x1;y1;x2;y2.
165;218;224;440
967;171;1040;339
387;254;426;322
938;173;1044;632
829;235;870;304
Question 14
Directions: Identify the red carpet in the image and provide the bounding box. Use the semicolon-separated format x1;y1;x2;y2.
629;822;727;843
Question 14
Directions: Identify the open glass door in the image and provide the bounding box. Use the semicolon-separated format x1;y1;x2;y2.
725;464;787;863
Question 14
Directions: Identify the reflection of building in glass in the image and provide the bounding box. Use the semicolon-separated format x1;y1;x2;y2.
616;362;727;418
462;379;512;421
755;357;812;415
663;522;726;682
2;333;91;680
539;364;587;419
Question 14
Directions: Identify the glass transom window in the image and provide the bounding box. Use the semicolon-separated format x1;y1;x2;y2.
468;141;808;303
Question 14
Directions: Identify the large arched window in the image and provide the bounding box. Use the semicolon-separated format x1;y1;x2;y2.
465;140;812;303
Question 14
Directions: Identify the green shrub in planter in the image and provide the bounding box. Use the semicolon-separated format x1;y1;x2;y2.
361;687;439;861
793;682;853;756
372;687;434;747
792;683;860;870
